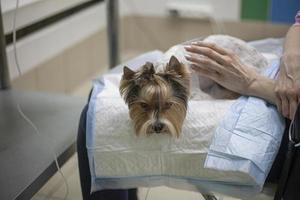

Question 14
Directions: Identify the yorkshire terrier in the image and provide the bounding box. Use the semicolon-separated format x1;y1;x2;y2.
119;35;268;137
119;56;190;137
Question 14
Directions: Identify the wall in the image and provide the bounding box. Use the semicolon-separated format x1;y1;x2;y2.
2;1;107;80
270;0;300;23
12;30;108;93
241;0;269;21
120;0;240;20
121;15;290;52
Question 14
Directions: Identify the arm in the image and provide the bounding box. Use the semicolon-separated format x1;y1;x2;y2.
283;25;300;60
247;75;276;104
184;42;277;104
275;22;300;119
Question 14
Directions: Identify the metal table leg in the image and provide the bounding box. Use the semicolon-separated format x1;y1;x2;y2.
106;0;120;69
0;3;10;89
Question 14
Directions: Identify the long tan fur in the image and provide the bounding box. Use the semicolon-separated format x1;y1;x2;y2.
120;56;190;137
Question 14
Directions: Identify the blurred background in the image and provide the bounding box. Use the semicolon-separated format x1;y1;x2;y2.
1;0;297;96
0;0;299;199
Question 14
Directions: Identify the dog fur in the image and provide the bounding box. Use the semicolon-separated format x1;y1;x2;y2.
119;56;190;137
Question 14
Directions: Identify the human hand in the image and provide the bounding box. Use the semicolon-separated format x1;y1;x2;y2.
275;54;300;119
184;42;260;95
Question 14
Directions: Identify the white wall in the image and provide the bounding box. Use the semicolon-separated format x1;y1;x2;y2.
120;0;241;20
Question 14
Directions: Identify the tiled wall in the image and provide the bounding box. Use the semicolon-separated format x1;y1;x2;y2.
11;16;290;94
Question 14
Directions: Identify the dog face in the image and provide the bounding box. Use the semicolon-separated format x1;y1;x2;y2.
119;56;190;137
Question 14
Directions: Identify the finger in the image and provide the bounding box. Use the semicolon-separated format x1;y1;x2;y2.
185;54;223;72
274;85;282;113
280;94;290;118
289;99;298;119
185;45;228;65
190;64;219;80
287;90;298;119
190;41;229;55
276;97;282;114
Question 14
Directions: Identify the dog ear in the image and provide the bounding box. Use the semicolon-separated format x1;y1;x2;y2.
123;66;135;80
165;56;191;92
167;56;183;74
169;56;180;67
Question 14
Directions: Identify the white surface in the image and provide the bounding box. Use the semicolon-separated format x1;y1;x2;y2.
88;71;273;197
166;1;214;19
120;0;240;20
91;35;270;181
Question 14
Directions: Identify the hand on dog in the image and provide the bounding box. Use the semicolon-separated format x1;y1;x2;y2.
275;54;300;119
184;41;260;95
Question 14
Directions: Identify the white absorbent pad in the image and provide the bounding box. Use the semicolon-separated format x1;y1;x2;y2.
88;80;263;196
87;74;262;194
87;39;285;197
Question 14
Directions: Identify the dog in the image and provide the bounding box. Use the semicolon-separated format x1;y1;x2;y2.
119;35;268;137
119;56;190;137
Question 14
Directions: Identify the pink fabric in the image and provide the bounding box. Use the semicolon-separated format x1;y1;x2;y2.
295;10;300;25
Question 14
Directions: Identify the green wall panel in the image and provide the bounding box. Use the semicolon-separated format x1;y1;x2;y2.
241;0;269;21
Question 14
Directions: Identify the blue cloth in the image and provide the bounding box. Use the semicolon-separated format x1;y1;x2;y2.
270;0;300;24
205;59;285;190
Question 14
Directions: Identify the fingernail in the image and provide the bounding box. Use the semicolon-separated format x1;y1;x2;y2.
184;45;192;50
192;41;203;45
185;54;192;60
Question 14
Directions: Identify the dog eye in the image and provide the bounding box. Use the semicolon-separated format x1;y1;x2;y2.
140;102;149;110
165;102;173;109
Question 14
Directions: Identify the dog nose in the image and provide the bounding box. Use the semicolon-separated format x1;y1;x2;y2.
153;123;164;133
